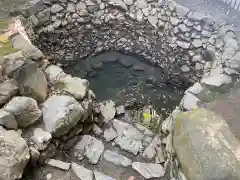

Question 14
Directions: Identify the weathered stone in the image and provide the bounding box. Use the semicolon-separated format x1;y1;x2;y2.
71;163;93;180
12;34;44;60
56;75;89;100
104;127;117;142
42;95;84;137
192;39;203;48
0;81;19;107
176;41;190;49
174;109;240;180
92;124;103;136
94;172;116;180
14;61;47;103
0;109;17;129
181;93;200;110
148;16;158;27
31;128;52;150
107;0;127;10
135;0;147;9
74;135;104;164
115;105;125;116
4;96;41;127
186;82;204;95
46;159;70;170
44;65;66;84
113;119;143;140
99;100;116;122
103;150;132;167
67;3;76;12
36;8;51;25
0;127;30;180
201;74;232;87
134;123;154;136
115;136;142;155
132;162;165;179
51;4;64;13
142;135;161;159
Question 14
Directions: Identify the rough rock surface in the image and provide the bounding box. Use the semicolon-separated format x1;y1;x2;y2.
4;96;41;127
99;100;116;122
31;128;52;150
14;61;48;103
103;150;132;167
0;109;18;129
115;136;142;155
44;65;66;84
132;162;165;179
174;108;240;180
0;127;30;180
94;171;116;180
0;80;19;106
42;95;84;137
74;135;104;164
71;163;93;180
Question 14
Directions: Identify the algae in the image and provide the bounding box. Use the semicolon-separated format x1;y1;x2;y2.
0;40;19;57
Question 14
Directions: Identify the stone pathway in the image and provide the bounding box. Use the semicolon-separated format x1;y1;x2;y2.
22;108;169;180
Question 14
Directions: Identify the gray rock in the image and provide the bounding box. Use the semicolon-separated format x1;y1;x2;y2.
192;39;203;48
36;8;51;25
181;65;190;72
148;16;158;27
132;162;165;179
46;159;70;170
29;146;40;166
142;135;161;159
124;0;133;5
186;82;204;95
135;0;147;9
174;2;189;17
14;61;47;103
136;10;144;22
176;40;190;49
116;105;125;116
0;127;30;180
0;110;17;129
74;135;104;164
201;74;232;87
0;80;19;106
134;123;154;136
94;172;116;180
103;150;132;167
56;75;89;100
42;95;84;137
12;34;44;60
99;100;116;122
92;124;103;136
4;96;41;127
67;3;76;12
113;119;143;140
104;127;117;142
115;136;142;155
44;65;66;84
174;109;240;180
170;17;180;25
227;51;240;71
178;24;189;32
181;93;200;111
71;163;93;180
51;4;64;13
107;0;127;10
31;128;52;150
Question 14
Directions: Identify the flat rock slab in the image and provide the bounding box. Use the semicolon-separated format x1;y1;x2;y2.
132;162;165;179
94;172;116;180
46;159;70;170
71;163;93;180
115;136;142;155
103;150;132;167
74;135;104;164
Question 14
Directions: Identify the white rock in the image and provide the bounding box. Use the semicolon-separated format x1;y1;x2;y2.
71;163;93;180
94;172;116;180
161;117;172;133
142;136;161;159
186;82;204;95
113;119;143;140
44;65;66;84
46;173;52;180
124;0;133;5
192;39;203;48
104;127;117;142
51;4;64;13
201;74;232;87
103;150;132;167
4;96;41;128
134;123;154;136
99;100;116;122
176;41;190;49
92;124;103;136
42;95;84;137
136;10;143;22
0;109;17;129
74;135;104;164
142;8;149;16
57;75;89;100
31;128;52;150
135;0;147;9
148;16;158;27
115;136;142;155
107;0;127;10
181;65;190;72
132;162;165;179
182;93;200;111
116;105;125;116
67;3;76;12
46;159;70;170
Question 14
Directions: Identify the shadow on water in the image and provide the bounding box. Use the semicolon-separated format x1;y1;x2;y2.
64;51;188;118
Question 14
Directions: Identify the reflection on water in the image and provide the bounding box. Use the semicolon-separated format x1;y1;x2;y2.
64;51;186;118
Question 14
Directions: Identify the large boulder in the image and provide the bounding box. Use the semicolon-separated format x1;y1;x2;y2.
44;65;66;84
173;108;240;180
14;61;48;103
0;80;19;106
0;127;30;180
4;96;42;127
42;95;84;137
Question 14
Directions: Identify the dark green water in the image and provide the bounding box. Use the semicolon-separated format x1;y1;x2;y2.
64;51;186;117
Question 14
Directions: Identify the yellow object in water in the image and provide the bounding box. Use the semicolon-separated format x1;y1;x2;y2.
143;112;152;121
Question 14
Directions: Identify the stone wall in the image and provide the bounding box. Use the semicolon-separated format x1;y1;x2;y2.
18;0;240;87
